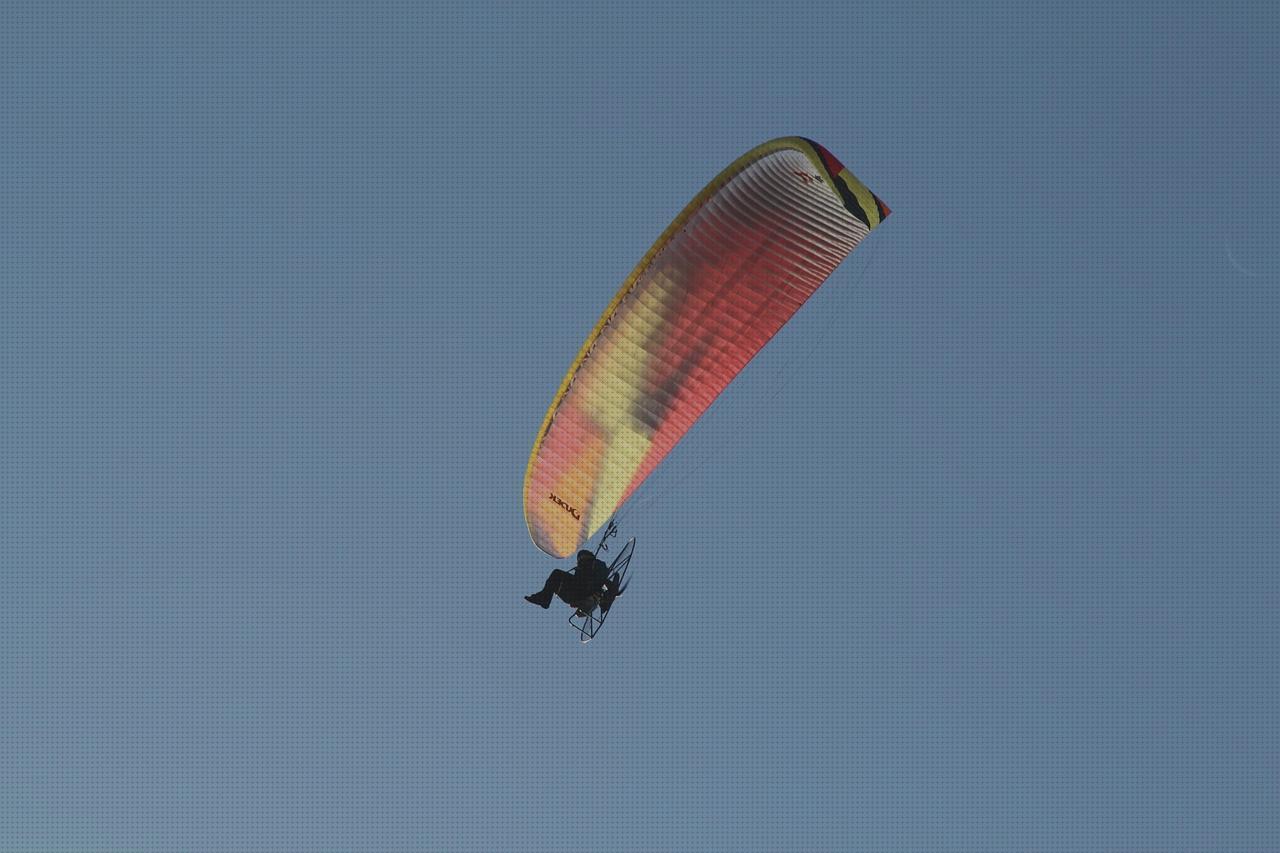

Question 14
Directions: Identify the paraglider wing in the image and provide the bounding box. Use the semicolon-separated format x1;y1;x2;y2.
524;137;890;558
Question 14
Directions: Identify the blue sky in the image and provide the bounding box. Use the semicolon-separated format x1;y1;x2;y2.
1;2;1276;850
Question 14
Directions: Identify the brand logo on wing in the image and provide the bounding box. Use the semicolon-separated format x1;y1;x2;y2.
549;493;581;520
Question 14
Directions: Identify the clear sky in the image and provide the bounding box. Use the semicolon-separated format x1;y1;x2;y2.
1;2;1276;851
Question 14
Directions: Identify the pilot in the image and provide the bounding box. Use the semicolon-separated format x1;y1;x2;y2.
525;549;622;612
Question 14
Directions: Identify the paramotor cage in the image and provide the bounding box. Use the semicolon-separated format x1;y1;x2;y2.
568;520;635;643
